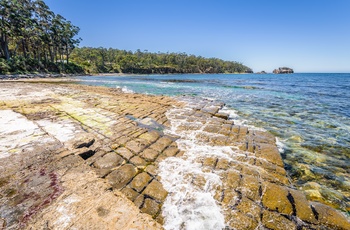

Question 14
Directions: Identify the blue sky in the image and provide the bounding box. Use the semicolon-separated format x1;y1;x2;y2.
45;0;350;73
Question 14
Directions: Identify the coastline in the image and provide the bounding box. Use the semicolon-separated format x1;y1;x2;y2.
0;81;349;229
0;72;253;81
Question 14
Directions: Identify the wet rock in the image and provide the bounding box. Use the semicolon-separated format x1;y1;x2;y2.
236;197;261;221
221;189;239;206
145;165;158;177
240;175;261;201
228;211;259;230
130;156;147;168
202;157;217;168
238;126;248;137
259;170;289;185
302;181;321;190
191;175;207;189
139;131;160;144
289;189;317;223
162;147;179;157
216;158;229;170
214;112;229;120
311;202;350;230
203;124;221;133
262;210;296;230
241;165;259;177
262;182;293;215
120;187;139;201
126;140;147;154
106;164;137;189
225;170;241;189
252;130;276;144
303;189;324;203
143;180;168;202
201;106;220;115
93;152;124;169
210;136;228;146
141;198;160;217
150;137;173;153
134;194;145;208
130;172;152;192
141;148;160;162
256;143;284;167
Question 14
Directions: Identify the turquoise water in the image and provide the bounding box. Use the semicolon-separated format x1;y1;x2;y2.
76;73;350;211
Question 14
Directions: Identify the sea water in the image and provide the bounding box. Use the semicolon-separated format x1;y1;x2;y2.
76;73;350;218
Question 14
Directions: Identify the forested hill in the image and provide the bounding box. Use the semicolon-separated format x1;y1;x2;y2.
0;0;252;75
70;47;253;74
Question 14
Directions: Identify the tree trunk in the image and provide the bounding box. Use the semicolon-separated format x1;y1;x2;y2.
66;47;70;65
48;45;54;63
0;33;10;60
22;39;27;58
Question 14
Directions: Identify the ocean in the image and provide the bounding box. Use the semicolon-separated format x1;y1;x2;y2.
76;73;350;213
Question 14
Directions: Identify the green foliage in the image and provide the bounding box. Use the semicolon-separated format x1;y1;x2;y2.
0;58;10;73
0;56;84;74
70;47;253;74
0;0;82;74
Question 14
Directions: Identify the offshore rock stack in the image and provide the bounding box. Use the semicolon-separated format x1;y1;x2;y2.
273;67;294;74
0;81;349;229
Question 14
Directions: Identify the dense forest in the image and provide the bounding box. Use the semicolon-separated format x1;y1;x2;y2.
70;47;253;74
0;0;82;73
0;0;252;75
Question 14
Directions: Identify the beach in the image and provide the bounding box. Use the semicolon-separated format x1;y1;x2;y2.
0;80;349;229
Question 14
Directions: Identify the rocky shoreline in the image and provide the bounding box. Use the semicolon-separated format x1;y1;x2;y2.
0;73;86;80
0;81;349;229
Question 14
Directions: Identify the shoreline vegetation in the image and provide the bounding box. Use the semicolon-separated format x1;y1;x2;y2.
68;47;253;75
0;46;254;75
0;0;252;76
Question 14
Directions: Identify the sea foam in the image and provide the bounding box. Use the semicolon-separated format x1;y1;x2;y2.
159;102;231;230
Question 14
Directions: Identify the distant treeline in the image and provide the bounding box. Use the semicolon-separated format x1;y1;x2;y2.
0;0;82;74
70;47;253;74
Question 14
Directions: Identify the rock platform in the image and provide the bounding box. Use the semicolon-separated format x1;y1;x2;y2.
0;81;349;229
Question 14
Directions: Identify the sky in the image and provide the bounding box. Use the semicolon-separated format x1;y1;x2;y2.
44;0;350;73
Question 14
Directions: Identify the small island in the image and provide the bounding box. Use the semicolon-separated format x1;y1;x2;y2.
273;67;294;74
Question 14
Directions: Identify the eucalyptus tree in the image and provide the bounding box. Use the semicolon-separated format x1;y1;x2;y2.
0;0;81;73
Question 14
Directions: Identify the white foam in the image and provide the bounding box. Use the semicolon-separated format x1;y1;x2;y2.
276;137;286;153
160;105;231;230
159;157;225;230
220;106;266;131
116;86;134;93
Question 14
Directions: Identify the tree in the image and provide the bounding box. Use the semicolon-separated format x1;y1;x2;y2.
0;0;81;73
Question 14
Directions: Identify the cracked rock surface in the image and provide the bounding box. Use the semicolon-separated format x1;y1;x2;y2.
0;81;349;230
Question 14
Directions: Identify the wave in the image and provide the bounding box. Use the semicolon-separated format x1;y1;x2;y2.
116;86;134;93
